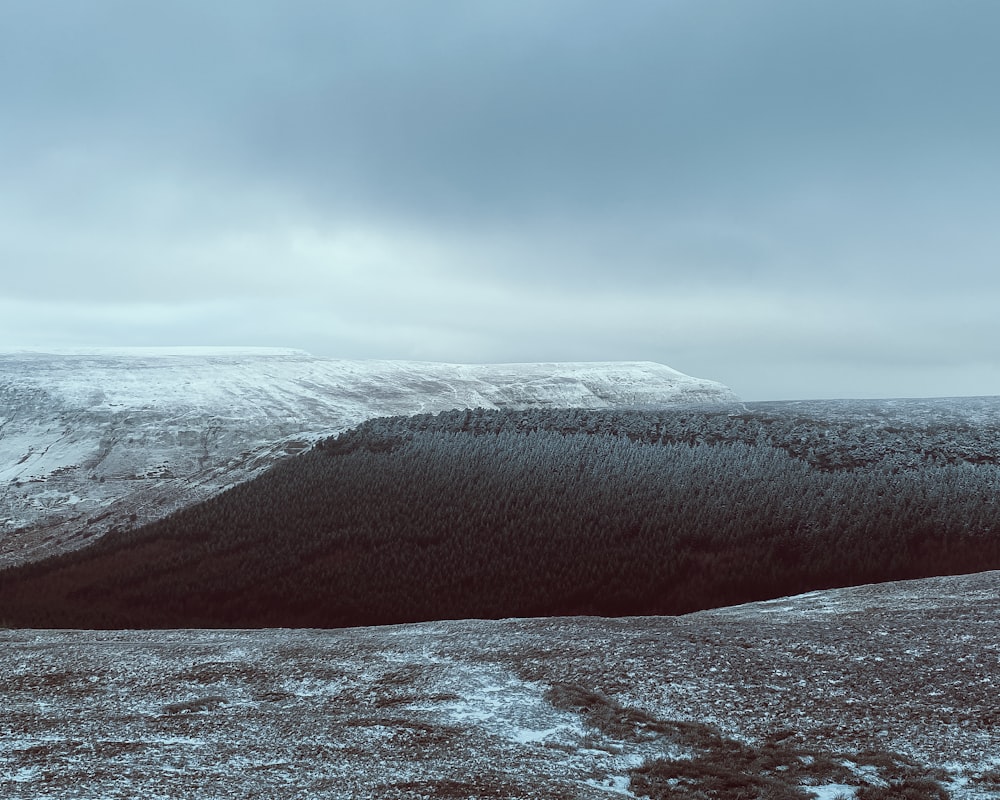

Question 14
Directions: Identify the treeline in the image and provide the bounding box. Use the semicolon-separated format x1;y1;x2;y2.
321;402;1000;472
1;403;999;628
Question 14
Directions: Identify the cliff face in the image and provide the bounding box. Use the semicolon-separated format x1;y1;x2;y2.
0;348;736;566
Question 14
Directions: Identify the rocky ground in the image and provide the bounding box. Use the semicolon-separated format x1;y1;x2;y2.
2;571;998;799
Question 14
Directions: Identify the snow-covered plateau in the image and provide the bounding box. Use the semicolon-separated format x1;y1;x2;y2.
0;348;737;566
1;571;997;799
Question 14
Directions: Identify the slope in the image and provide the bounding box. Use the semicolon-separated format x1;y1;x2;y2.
2;571;998;798
0;348;735;566
3;402;999;629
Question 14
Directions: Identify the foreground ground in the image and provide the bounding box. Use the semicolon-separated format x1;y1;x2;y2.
1;571;998;799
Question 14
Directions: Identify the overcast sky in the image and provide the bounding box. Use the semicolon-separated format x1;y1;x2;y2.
2;1;998;400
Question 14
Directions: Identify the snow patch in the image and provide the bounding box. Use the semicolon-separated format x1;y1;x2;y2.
6;767;41;784
512;725;566;744
584;774;637;796
807;784;857;800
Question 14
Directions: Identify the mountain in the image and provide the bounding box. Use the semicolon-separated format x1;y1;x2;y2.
0;347;736;566
5;403;999;630
2;570;997;798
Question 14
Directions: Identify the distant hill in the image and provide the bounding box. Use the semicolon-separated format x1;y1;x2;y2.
0;348;736;566
3;400;998;629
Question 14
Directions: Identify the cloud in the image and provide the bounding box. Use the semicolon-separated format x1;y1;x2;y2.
1;1;999;398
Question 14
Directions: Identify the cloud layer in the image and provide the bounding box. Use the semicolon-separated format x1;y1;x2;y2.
3;1;999;399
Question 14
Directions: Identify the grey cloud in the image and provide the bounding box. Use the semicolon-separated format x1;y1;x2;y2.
1;1;999;398
9;2;1000;215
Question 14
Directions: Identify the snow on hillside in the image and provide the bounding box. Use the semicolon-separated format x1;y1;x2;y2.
0;348;736;566
1;571;997;799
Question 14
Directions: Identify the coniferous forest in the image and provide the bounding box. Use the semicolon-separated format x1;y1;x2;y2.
1;399;999;628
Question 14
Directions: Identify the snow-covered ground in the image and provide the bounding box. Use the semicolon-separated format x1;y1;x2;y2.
0;348;736;566
1;571;997;798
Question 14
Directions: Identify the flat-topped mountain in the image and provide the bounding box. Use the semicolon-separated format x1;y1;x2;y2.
0;348;736;566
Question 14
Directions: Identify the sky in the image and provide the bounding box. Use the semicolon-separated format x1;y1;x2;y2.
2;1;999;401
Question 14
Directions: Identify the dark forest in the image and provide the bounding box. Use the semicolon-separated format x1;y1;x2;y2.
2;400;999;628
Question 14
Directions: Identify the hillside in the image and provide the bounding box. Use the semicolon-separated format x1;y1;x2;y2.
3;401;998;629
2;571;998;798
0;348;735;566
